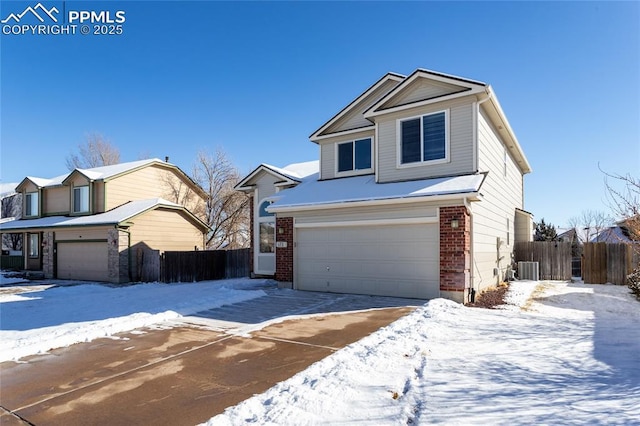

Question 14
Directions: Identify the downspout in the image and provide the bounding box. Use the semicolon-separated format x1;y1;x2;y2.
464;197;475;304
116;226;132;282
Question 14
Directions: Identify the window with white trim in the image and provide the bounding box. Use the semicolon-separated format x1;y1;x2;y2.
28;233;39;258
73;186;90;213
337;138;372;173
399;111;447;165
258;200;275;254
25;192;39;217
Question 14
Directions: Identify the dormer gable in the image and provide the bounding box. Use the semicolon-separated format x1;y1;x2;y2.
310;73;404;141
235;161;319;192
364;69;487;119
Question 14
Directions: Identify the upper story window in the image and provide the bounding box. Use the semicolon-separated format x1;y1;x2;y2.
25;192;39;217
399;110;448;166
337;138;372;174
73;186;90;213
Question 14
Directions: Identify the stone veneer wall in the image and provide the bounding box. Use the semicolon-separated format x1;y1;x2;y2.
42;231;54;278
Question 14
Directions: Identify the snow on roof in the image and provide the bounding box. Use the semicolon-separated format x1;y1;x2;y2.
74;158;160;181
268;173;485;211
21;159;166;189
591;226;633;243
0;198;181;231
263;160;319;181
0;183;19;199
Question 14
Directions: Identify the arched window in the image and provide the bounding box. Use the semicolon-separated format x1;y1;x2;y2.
259;200;275;217
258;200;275;254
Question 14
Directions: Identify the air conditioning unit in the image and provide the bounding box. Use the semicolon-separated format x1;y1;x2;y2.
518;261;539;281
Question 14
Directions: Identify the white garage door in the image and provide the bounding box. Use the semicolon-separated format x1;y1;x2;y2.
57;242;109;282
295;223;439;299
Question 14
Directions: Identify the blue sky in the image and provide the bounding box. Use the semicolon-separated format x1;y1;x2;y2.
1;1;638;227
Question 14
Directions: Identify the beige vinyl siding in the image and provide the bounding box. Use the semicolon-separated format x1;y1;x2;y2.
378;79;466;109
377;97;475;183
471;108;524;292
515;209;533;242
128;209;204;251
44;186;69;215
94;182;106;213
55;227;109;241
318;129;375;180
322;79;401;135
105;165;202;212
293;204;438;224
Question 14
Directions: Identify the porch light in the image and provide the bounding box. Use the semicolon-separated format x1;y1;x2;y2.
451;218;459;229
278;227;284;234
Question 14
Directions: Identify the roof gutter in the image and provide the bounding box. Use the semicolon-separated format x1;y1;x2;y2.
268;191;481;214
481;86;532;174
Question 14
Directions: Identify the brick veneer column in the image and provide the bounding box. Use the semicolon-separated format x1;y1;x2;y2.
440;206;471;303
275;217;294;283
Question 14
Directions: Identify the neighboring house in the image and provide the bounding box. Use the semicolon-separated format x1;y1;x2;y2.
1;183;21;252
236;68;533;303
0;159;209;282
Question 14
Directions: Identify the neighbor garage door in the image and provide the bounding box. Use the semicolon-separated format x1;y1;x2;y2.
57;242;109;282
295;223;439;299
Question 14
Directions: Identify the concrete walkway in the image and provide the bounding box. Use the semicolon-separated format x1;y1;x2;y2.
1;289;420;426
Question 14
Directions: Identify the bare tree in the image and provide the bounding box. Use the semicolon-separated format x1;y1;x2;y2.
602;168;640;298
1;193;22;251
567;210;612;243
66;133;120;170
602;169;639;243
160;169;204;219
191;148;250;250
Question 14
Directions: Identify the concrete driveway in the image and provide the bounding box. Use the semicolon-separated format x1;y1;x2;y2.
1;288;421;425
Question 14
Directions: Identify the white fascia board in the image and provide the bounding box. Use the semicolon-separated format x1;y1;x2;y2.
311;125;376;143
309;73;405;140
268;191;479;214
364;69;486;118
364;86;485;119
484;87;532;174
235;165;299;192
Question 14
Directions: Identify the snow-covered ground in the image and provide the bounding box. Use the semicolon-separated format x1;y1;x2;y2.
0;275;268;362
206;280;640;425
2;273;639;424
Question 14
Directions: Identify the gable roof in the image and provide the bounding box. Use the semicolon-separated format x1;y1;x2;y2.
309;73;405;141
268;172;486;213
235;160;319;191
15;159;207;198
364;68;487;117
0;198;208;232
309;68;531;175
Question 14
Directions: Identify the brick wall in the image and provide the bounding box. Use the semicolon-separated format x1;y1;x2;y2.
440;206;470;299
275;217;293;282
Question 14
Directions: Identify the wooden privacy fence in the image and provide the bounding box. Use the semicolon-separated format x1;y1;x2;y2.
159;248;250;283
514;241;572;280
0;255;22;270
582;243;635;285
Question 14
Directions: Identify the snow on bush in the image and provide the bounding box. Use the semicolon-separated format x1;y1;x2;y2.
628;266;640;300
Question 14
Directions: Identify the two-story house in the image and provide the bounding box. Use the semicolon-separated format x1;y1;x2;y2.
0;158;209;283
236;69;533;303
